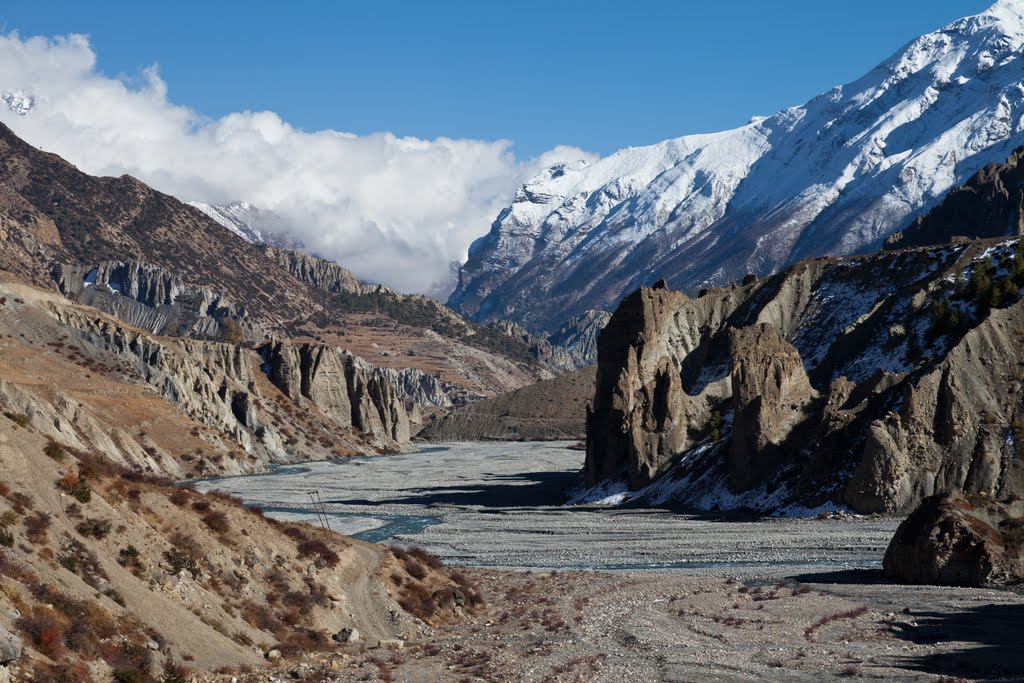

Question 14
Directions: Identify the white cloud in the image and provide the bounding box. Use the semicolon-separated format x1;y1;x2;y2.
0;32;597;297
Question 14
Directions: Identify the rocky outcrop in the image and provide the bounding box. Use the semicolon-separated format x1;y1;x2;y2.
728;324;817;490
492;310;612;372
261;246;393;296
28;293;412;475
56;261;262;342
0;626;21;665
887;145;1024;250
549;310;611;368
585;283;748;488
584;239;1024;513
884;493;1024;587
261;341;410;446
377;367;452;408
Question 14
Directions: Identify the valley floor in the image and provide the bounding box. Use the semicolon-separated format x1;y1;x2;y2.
192;442;1024;682
196;568;1023;682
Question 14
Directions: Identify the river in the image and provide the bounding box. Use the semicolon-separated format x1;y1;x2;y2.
194;441;897;578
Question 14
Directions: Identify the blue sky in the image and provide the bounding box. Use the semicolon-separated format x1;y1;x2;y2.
0;0;993;157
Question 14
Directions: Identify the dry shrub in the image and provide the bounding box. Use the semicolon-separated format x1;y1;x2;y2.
407;546;444;570
75;517;112;539
297;539;339;568
44;440;66;460
274;627;329;657
398;583;437;622
406;561;428;581
18;604;69;658
241;601;284;636
168;488;190;507
23;511;50;544
201;510;230;534
56;472;91;503
27;661;95;683
8;491;34;513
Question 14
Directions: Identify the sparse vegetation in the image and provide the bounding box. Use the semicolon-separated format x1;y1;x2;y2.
3;411;30;428
56;471;92;503
218;318;245;344
201;510;231;534
44;440;67;460
75;517;112;539
709;410;724;443
296;539;339;568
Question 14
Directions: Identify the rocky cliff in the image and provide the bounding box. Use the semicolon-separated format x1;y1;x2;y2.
490;310;610;371
0;279;411;480
583;239;1024;514
56;260;264;342
261;245;394;297
887;145;1024;249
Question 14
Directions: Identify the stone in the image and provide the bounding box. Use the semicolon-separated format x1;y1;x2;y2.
883;493;1024;586
0;625;21;664
377;639;404;650
333;627;359;643
266;649;282;661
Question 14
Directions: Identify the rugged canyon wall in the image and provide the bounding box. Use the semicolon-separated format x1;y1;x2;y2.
0;281;411;479
585;240;1024;514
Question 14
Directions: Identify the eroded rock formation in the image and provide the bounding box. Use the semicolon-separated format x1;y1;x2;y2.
728;324;817;490
585;239;1024;513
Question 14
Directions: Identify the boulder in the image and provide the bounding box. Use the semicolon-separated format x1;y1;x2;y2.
0;625;21;664
883;493;1024;586
333;627;359;643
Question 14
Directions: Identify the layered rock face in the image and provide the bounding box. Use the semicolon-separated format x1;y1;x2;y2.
493;310;612;371
2;282;412;477
261;341;410;445
585;240;1024;513
586;283;741;488
727;324;817;491
261;245;393;297
57;260;263;342
884;493;1024;586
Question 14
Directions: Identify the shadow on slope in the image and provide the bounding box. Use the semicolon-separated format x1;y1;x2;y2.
890;603;1024;682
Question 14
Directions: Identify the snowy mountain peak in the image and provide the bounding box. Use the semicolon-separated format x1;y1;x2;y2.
188;200;302;249
1;90;34;116
450;3;1024;332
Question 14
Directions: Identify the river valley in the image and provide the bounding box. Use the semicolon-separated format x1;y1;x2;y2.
195;441;897;578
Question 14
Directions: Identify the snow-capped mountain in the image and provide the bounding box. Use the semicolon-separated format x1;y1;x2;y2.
188;200;302;249
1;90;34;116
450;0;1024;332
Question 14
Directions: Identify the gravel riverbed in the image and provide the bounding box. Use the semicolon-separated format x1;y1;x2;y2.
194;442;1024;682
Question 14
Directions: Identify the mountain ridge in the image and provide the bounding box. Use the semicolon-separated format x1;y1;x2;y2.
450;0;1024;332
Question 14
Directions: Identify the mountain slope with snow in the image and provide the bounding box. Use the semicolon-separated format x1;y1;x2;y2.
450;0;1024;331
188;200;302;249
